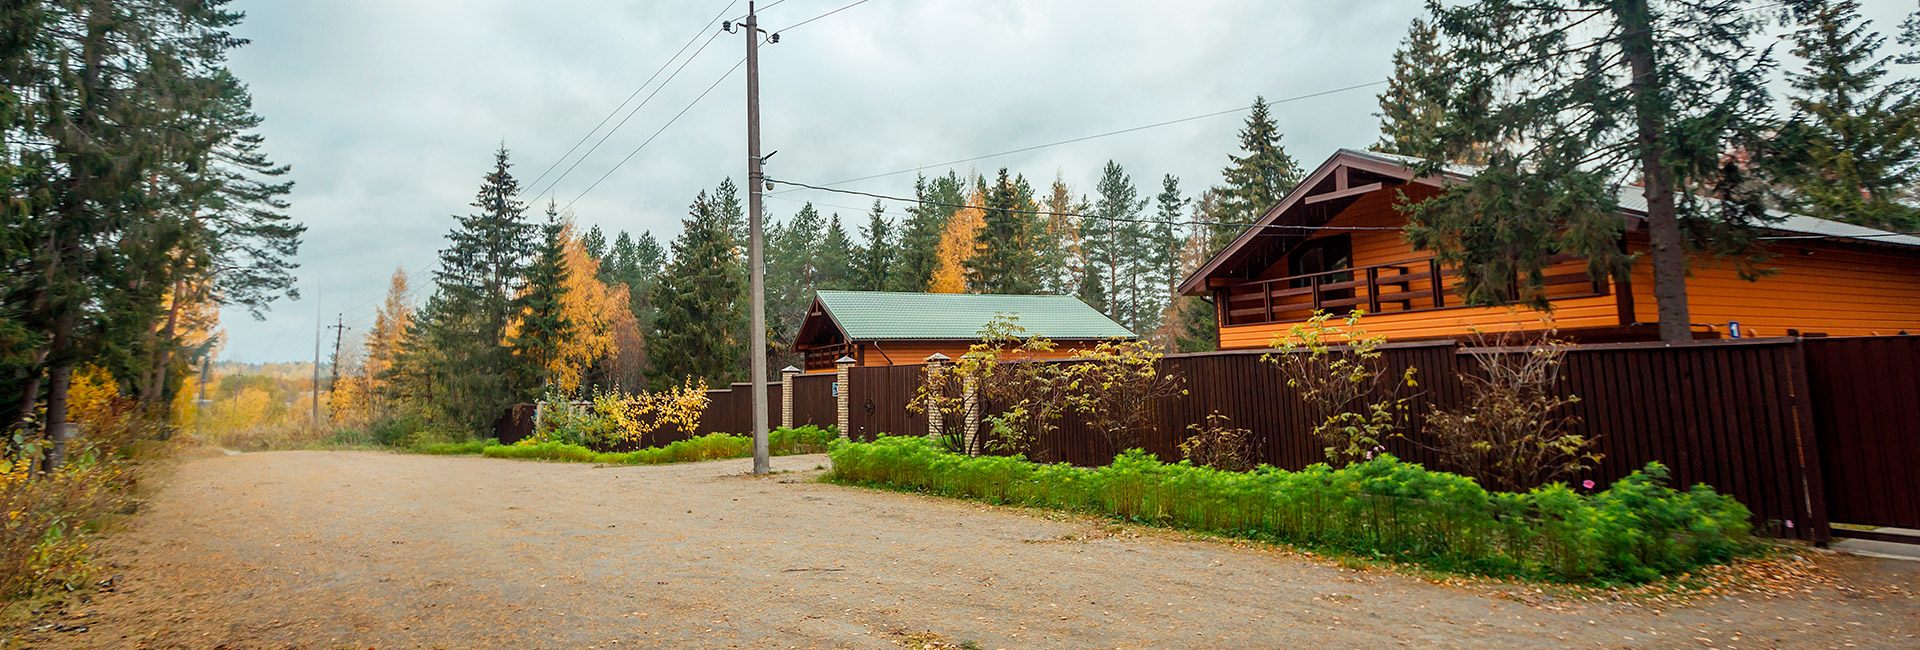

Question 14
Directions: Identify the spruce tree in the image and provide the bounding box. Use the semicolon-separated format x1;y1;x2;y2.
647;191;745;387
419;146;538;424
1776;0;1920;230
767;203;825;362
966;169;1043;294
1375;18;1455;158
1216;97;1302;250
509;205;573;394
854;201;895;291
818;213;857;289
889;172;965;292
1412;0;1779;342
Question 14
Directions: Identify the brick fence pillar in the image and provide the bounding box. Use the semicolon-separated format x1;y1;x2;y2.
834;356;856;440
923;353;950;442
960;352;980;455
779;366;799;429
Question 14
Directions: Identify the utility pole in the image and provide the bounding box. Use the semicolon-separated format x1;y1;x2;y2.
327;314;350;420
311;286;322;430
736;2;771;475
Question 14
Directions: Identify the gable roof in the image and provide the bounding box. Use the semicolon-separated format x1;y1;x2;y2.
1178;147;1920;296
803;291;1136;342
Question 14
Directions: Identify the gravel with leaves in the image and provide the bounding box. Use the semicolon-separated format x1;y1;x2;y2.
9;450;1917;649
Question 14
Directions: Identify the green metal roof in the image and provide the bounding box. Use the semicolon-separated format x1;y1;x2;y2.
813;291;1136;341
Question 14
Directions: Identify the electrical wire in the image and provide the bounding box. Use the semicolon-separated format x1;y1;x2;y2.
531;31;733;206
781;79;1389;192
764;177;1404;233
772;0;871;34
525;0;740;197
567;58;749;211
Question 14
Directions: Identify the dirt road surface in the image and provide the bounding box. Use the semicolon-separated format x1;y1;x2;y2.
14;450;1919;649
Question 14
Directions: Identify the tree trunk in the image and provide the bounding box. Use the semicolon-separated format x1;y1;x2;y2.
1620;0;1693;343
41;324;75;472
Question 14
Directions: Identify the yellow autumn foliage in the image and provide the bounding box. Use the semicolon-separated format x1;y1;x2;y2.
929;186;988;293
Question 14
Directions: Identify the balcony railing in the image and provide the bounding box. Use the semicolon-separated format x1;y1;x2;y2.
1218;257;1607;327
1220;259;1449;327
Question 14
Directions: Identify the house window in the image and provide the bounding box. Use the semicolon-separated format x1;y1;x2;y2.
1288;236;1354;303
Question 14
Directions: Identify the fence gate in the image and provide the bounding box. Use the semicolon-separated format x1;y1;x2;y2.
1801;336;1920;541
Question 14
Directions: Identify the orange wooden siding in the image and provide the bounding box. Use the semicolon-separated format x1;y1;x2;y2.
1220;187;1618;348
1627;237;1920;338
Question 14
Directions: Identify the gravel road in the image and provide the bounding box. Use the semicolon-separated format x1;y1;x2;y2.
13;450;1918;649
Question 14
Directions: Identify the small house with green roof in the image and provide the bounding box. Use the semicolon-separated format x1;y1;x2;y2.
791;291;1136;372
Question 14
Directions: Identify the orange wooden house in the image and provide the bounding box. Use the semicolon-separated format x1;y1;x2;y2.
790;291;1137;372
1179;149;1920;348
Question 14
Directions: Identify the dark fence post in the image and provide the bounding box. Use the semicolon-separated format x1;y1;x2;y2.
1788;340;1834;544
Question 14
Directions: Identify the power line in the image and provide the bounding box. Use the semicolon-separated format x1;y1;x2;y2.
730;0;789;22
772;0;871;34
566;58;749;211
782;79;1388;192
764;176;1403;233
525;0;742;197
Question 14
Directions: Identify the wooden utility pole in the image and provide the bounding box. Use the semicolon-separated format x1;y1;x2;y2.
311;287;322;430
741;2;771;475
327;314;350;400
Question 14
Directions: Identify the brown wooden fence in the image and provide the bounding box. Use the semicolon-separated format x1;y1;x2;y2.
497;336;1920;544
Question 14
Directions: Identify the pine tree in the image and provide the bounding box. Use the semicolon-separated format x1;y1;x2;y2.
508;204;572;395
1776;0;1920;230
647;191;745;387
1216;97;1302;251
890;172;966;292
854;201;895;291
582;225;608;266
1412;0;1778;342
1089;162;1148;327
966;169;1043;294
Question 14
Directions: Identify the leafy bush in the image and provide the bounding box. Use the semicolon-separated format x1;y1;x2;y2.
1066;339;1186;455
1265;310;1418;466
1179;413;1253;472
481;426;837;465
1424;337;1600;492
528;381;710;449
827;436;1754;584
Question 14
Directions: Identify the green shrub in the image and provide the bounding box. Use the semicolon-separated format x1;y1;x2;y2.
479;426;839;466
825;436;1754;584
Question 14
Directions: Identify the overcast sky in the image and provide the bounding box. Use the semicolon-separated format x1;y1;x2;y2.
216;0;1918;363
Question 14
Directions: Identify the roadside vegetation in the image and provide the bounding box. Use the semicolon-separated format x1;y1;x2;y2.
477;427;836;465
828;437;1752;585
851;312;1760;585
0;367;186;614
